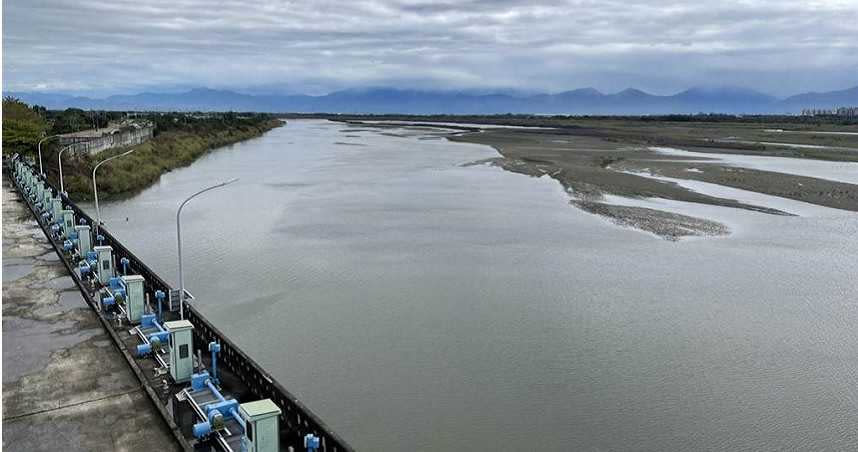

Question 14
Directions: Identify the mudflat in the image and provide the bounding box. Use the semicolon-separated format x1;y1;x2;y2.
345;118;858;239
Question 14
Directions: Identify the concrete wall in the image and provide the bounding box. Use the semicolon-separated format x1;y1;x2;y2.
60;126;154;156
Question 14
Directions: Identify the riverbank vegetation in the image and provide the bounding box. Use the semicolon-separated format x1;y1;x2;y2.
30;111;283;201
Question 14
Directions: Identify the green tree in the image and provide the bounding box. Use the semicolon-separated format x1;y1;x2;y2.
2;97;48;156
50;108;90;134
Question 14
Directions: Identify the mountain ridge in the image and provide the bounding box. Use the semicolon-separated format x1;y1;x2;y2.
7;85;858;115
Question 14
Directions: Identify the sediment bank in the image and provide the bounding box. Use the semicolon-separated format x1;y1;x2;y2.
335;118;857;239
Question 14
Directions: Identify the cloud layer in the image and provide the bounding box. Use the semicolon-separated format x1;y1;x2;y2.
4;0;857;96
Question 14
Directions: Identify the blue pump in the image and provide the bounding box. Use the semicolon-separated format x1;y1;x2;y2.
79;260;92;277
190;371;245;439
305;434;320;452
101;279;125;309
136;314;170;357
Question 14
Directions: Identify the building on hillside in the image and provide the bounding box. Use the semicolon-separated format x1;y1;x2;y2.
58;120;155;155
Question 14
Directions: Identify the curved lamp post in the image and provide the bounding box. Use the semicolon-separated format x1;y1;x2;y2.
176;178;239;319
37;134;60;175
92;149;135;238
57;144;74;195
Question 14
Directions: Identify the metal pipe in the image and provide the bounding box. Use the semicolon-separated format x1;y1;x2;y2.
176;178;238;320
155;290;166;322
57;144;73;194
209;341;221;384
204;379;246;430
37;134;60;176
206;379;226;403
92;149;135;239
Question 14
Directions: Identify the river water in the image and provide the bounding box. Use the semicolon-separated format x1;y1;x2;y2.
90;119;858;451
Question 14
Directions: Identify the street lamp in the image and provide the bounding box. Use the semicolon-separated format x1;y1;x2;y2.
37;134;60;175
176;178;239;319
92;149;135;238
57;144;74;195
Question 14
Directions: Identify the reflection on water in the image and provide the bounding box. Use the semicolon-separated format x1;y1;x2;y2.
91;120;858;451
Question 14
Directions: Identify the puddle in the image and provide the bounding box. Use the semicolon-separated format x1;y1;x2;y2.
35;252;60;262
2;316;102;382
3;263;34;283
40;276;77;290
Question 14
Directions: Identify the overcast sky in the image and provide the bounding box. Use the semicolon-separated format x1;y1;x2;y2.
3;0;857;97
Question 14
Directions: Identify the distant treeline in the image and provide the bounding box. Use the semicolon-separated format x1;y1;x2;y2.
282;112;858;126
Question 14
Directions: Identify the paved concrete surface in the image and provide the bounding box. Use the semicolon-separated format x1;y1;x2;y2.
2;179;180;452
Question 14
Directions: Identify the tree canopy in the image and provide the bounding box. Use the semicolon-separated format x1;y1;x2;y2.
2;97;48;156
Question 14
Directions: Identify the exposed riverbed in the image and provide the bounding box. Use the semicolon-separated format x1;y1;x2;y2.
86;119;858;451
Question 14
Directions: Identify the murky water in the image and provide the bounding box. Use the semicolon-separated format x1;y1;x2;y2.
90;120;858;451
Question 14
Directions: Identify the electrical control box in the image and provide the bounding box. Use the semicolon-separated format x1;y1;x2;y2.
51;199;63;221
164;320;194;383
61;211;75;237
121;275;145;323
93;245;114;284
40;194;50;212
42;190;52;212
239;399;282;452
75;224;92;256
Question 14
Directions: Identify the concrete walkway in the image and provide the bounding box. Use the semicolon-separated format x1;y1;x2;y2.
2;179;180;451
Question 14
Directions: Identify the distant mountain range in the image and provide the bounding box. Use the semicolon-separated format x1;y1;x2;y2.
7;85;858;115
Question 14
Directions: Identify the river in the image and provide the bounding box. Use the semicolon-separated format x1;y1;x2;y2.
89;119;858;451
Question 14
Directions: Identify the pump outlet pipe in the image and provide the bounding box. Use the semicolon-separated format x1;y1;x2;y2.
209;342;221;384
155;290;166;322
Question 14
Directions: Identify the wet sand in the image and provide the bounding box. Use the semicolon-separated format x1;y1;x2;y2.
450;127;857;239
339;119;858;239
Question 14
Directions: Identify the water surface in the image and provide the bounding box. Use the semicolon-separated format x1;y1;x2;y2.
92;120;858;451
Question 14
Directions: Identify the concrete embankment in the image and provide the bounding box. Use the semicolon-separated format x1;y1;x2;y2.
2;180;180;452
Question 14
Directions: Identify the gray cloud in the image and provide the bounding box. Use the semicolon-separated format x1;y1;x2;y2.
3;0;857;97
